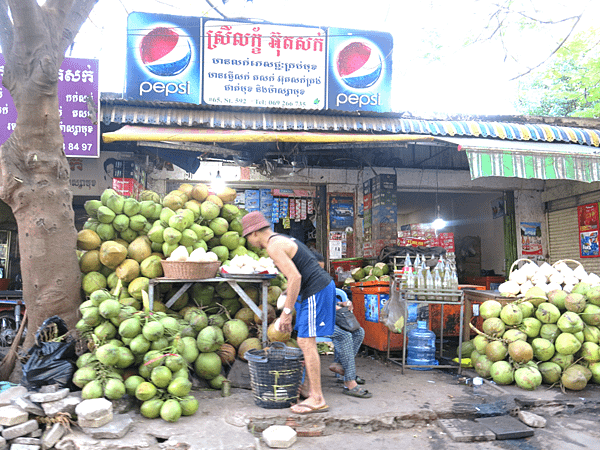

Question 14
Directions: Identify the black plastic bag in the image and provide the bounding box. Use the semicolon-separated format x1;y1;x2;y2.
22;316;76;390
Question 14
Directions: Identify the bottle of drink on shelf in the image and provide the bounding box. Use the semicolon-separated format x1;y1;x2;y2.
451;263;459;290
416;266;426;300
443;264;452;290
413;253;421;273
433;267;442;300
406;268;415;301
401;253;412;289
425;266;433;300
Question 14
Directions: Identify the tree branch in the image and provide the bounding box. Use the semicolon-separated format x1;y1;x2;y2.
59;0;99;57
510;14;583;81
0;0;13;58
7;0;44;53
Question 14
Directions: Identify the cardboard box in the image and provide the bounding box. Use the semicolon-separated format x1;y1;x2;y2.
371;174;397;191
363;193;372;210
112;178;136;198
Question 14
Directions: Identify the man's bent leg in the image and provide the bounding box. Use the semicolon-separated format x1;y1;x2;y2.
291;336;327;412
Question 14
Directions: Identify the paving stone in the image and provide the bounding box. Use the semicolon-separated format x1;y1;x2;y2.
41;393;82;418
29;388;69;404
0;386;28;407
0;405;28;426
81;413;132;439
475;415;535;440
437;419;496;442
518;410;546;428
11;397;45;416
1;419;39;440
0;436;6;450
41;423;67;450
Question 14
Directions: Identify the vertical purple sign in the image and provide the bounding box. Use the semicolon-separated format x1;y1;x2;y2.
0;55;100;158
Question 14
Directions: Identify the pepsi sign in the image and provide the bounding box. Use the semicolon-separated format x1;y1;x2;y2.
126;13;201;103
327;29;392;112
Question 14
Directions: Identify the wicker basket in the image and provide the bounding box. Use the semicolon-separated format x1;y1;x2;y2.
160;260;220;279
508;258;538;278
552;259;584;270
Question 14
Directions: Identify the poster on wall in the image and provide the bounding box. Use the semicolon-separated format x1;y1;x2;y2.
578;203;600;258
329;195;354;230
520;222;543;256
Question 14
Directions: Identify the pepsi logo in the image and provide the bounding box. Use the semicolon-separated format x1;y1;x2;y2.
139;27;192;77
335;41;383;89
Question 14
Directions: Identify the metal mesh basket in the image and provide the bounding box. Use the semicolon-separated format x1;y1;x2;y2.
245;342;304;409
160;260;220;279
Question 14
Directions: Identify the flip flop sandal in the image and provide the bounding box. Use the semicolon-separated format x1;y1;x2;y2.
291;403;330;414
343;386;372;398
336;376;366;385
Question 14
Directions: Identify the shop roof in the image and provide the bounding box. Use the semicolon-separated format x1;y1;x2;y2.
100;98;600;183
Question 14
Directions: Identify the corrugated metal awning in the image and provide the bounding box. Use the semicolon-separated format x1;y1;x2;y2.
437;137;600;183
102;125;434;144
101;101;600;147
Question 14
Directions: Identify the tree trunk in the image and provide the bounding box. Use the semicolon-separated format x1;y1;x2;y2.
0;59;81;349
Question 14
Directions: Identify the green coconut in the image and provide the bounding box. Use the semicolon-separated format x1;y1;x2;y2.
194;352;222;380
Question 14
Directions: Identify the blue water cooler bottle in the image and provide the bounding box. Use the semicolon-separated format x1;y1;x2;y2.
406;321;437;370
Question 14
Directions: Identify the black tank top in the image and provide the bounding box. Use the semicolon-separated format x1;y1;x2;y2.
269;234;332;300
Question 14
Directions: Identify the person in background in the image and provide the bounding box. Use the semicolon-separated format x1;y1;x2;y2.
311;250;372;398
242;211;335;415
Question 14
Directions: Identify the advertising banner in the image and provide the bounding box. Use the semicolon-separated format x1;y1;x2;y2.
578;203;600;258
327;27;393;113
0;55;100;158
203;19;326;109
126;12;202;103
125;13;393;113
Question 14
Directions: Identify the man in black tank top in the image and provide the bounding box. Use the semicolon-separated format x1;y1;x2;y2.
243;211;335;414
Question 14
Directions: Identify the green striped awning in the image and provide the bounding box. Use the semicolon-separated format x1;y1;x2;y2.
437;137;600;183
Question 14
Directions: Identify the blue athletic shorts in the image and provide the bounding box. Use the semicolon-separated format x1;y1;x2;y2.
294;280;336;338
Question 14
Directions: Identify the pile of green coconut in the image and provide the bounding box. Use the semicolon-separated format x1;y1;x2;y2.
74;184;293;422
343;263;391;286
460;277;600;391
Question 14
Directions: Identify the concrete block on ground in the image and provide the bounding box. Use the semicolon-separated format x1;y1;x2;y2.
518;411;546;428
75;398;112;421
0;405;28;426
475;415;534;440
38;385;60;393
12;437;41;445
81;413;133;439
262;425;297;448
10;444;41;450
41;393;82;418
28;429;42;438
75;398;113;427
1;419;39;440
29;388;69;404
12;396;44;416
41;423;67;450
437;419;496;442
0;386;28;407
0;436;6;450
